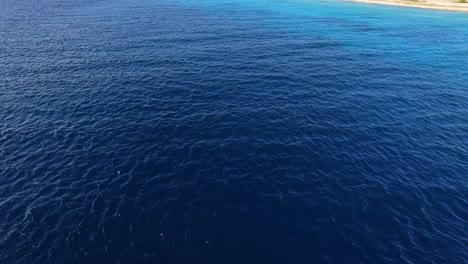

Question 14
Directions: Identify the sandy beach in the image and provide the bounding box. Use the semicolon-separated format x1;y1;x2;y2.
348;0;468;12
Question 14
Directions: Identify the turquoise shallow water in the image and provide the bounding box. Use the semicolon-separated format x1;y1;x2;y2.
1;0;467;263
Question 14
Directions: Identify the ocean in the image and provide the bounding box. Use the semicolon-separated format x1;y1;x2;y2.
1;0;467;263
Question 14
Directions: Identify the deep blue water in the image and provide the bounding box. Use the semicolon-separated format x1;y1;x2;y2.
1;0;468;263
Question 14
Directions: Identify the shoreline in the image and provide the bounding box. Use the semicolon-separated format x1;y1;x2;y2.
347;0;468;12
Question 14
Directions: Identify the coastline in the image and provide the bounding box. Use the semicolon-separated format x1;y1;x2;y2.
347;0;468;12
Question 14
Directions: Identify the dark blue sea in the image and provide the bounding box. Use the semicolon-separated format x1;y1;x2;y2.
1;0;467;263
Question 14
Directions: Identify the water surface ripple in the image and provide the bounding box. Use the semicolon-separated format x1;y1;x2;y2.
1;0;467;263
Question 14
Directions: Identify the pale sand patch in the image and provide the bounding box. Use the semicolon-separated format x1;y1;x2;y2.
347;0;468;12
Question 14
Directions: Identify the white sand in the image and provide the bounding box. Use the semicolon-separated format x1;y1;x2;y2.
347;0;468;12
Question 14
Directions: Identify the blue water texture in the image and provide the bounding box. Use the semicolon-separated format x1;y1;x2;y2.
1;0;467;263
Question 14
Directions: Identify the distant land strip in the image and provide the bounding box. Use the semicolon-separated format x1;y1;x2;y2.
347;0;468;12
